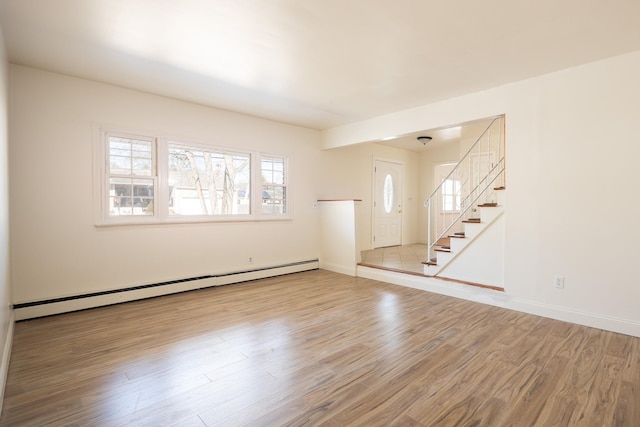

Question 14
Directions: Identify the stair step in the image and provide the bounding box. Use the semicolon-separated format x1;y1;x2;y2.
494;186;506;190
463;218;481;223
449;233;465;238
434;247;451;253
478;202;498;207
436;237;450;246
423;257;438;266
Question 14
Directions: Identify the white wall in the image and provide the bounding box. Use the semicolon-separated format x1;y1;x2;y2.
323;50;640;332
439;212;505;287
0;25;14;411
319;142;418;251
318;200;361;276
9;66;321;304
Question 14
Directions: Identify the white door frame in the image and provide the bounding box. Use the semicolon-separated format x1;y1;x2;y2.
372;158;404;248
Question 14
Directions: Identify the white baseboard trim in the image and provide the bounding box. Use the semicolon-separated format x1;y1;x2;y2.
506;298;640;338
357;265;640;338
319;261;357;277
15;260;319;320
0;311;14;416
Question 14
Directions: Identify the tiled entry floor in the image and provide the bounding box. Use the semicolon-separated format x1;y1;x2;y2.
359;244;429;275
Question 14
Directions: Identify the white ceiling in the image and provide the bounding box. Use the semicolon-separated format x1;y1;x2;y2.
375;123;463;153
1;0;640;130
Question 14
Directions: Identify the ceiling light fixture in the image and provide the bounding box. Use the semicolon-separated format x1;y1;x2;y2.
417;136;432;145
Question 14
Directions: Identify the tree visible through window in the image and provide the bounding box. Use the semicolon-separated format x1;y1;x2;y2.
168;144;250;216
99;131;289;224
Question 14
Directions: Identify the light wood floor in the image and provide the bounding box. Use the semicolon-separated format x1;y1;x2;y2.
360;244;429;275
1;269;639;426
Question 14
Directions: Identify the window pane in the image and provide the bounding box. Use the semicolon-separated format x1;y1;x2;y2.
132;158;152;173
132;143;152;158
261;156;287;215
441;178;461;212
108;136;153;176
168;144;250;216
261;185;286;214
383;174;394;213
109;178;153;216
109;155;132;175
262;157;285;185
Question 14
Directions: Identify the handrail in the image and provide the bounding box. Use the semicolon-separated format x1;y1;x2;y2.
426;159;504;254
423;116;500;205
423;116;505;260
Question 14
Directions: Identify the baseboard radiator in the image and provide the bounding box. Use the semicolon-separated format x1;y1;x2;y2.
14;259;319;320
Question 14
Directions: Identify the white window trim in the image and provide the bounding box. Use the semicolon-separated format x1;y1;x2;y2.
440;177;462;214
258;152;290;217
93;126;292;226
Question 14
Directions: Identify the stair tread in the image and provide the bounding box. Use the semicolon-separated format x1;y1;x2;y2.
424;185;504;274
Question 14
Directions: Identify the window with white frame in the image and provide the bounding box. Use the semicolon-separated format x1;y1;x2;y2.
99;130;289;224
167;143;251;216
441;178;461;212
107;134;156;217
261;156;287;215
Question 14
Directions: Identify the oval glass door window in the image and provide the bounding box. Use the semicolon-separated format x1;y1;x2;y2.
383;174;394;213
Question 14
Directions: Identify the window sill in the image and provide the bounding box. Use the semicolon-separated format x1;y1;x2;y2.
95;215;293;227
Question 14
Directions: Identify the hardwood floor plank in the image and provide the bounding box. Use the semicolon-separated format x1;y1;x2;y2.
606;330;635;358
553;323;592;360
169;416;207;427
566;328;610;391
327;343;470;425
424;393;506;427
404;344;509;422
242;377;370;426
620;334;640;386
112;370;283;426
499;355;569;425
388;414;426;427
613;381;639;426
1;270;639;426
538;385;584;427
571;354;625;426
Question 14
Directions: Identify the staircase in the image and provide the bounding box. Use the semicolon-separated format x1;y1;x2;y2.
423;187;505;277
423;116;505;283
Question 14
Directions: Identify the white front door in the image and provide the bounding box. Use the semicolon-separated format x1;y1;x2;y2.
373;160;403;248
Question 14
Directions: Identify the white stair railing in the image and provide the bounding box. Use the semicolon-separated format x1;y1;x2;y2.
424;116;505;261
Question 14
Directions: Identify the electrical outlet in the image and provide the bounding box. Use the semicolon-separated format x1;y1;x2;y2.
554;276;564;289
249;257;254;264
